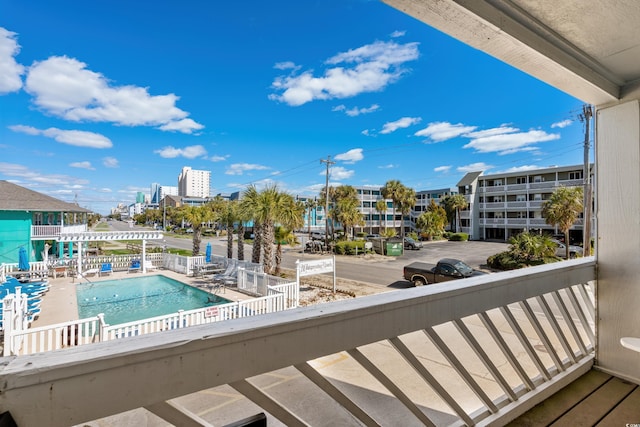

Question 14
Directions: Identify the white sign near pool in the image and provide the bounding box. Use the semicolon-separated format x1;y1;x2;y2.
296;256;336;293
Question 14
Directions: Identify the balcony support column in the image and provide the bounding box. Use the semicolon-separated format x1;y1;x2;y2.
596;99;640;384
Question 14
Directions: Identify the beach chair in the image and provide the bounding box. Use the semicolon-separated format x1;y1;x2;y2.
128;259;141;273
99;263;113;277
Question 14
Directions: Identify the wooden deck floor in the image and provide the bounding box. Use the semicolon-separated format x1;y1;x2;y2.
509;370;640;426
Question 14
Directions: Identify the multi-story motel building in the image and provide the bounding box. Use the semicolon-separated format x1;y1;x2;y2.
456;164;592;242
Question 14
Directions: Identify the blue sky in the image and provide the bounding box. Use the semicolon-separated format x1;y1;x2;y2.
1;0;588;214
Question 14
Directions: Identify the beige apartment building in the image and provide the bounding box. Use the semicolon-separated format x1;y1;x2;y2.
457;164;592;242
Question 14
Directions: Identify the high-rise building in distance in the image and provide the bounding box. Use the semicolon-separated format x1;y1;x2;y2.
178;167;211;198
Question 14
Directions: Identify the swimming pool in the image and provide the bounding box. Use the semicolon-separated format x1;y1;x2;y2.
76;275;231;325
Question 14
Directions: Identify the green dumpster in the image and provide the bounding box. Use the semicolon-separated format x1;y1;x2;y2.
385;242;403;256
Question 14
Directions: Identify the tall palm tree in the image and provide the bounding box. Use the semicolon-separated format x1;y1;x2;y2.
542;186;584;259
375;199;388;232
442;194;468;233
381;180;404;236
397;186;416;239
330;185;360;239
179;205;216;256
216;200;238;259
273;225;296;276
242;184;303;274
305;198;318;240
240;186;262;265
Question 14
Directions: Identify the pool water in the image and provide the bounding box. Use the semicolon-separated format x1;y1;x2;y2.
76;275;230;325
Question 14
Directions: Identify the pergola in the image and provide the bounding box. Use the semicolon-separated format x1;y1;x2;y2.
57;231;164;275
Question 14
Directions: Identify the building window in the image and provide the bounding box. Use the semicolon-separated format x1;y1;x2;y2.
533;176;542;183
516;194;526;202
569;171;583;180
516;212;527;218
516;176;526;184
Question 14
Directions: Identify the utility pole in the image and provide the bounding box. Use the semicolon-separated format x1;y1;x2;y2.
580;105;593;255
320;156;335;252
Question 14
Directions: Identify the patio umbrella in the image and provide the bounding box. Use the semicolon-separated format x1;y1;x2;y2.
18;246;30;271
205;242;211;263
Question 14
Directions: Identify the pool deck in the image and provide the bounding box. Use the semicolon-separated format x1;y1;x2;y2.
30;269;254;328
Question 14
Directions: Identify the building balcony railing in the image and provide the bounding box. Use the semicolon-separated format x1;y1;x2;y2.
31;224;87;239
481;202;506;209
481;179;584;193
0;259;596;426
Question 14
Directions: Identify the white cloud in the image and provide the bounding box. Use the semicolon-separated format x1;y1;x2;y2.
210;154;229;162
274;61;298;71
335;148;363;163
463;129;559;155
390;30;406;38
0;28;24;94
24;56;203;133
154;145;207;159
415;121;477;142
434;165;451;173
334;103;380;117
378;164;396;169
0;162;89;185
103;157;119;168
69;161;95;170
361;129;371;136
269;40;419;106
551;119;572;128
465;125;518;139
327;166;354;180
457;162;493;173
225;163;270;176
380;116;421;134
9;124;112;148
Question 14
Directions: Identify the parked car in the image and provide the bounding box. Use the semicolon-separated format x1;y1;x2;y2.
403;237;423;250
403;258;488;286
551;239;583;258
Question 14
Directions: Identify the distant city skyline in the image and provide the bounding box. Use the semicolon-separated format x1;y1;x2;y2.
1;1;590;214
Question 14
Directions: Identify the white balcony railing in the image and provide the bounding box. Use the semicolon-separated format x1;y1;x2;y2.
31;224;87;238
0;259;596;426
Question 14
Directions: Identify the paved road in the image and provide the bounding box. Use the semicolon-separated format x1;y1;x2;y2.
107;221;509;289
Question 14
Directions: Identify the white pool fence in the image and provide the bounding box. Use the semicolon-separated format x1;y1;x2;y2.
2;254;297;356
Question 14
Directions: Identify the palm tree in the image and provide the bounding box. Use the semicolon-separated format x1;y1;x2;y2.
397;186;416;239
330;185;361;239
375;199;388;232
216;200;238;259
442;194;468;233
381;180;405;236
542;186;584;259
305;198;318;240
416;200;447;240
273;225;296;276
178;205;216;256
240;186;262;265
242;185;303;274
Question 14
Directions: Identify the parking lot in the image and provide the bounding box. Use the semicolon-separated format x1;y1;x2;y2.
391;239;510;270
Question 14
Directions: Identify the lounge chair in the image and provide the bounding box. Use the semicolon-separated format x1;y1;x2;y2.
211;263;238;286
128;259;141;273
99;263;113;276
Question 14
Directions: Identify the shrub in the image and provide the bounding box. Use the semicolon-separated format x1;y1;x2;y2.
334;240;366;255
448;232;469;241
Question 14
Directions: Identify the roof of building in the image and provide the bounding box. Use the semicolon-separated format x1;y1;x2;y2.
0;181;92;213
457;171;483;187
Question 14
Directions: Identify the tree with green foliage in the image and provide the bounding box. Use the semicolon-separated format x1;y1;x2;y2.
331;185;363;239
397;186;416;239
381;179;406;236
178;205;217;256
274;225;296;276
542;186;584;259
442;194;468;232
487;232;558;270
305;198;318;240
241;185;303;274
416;200;447;240
375;199;388;232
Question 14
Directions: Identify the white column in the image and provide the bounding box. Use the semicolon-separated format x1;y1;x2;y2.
142;240;147;273
596;99;640;383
